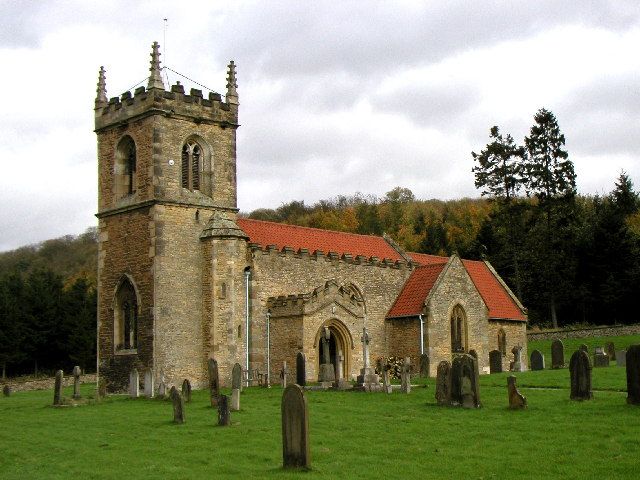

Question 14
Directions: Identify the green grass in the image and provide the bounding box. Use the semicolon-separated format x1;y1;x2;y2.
528;334;640;367
1;365;639;480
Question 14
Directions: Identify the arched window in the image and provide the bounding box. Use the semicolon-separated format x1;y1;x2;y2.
115;136;136;198
114;278;138;351
450;305;466;353
498;329;507;356
181;141;201;191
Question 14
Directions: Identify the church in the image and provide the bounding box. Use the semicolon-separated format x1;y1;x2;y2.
95;43;527;391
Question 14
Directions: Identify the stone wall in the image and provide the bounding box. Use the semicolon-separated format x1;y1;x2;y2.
1;375;97;393
527;323;640;341
488;320;528;372
387;316;422;367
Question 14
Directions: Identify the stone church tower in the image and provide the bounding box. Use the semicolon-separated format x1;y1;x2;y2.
95;43;246;391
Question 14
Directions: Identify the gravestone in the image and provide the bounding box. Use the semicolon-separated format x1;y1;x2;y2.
72;366;82;399
489;350;502;374
208;358;220;407
144;370;155;398
593;347;610;367
218;394;231;426
507;375;527;409
435;361;452;406
551;339;564;369
231;363;242;411
318;327;335;383
605;341;615;359
530;350;545;371
280;361;289;388
626;345;640;405
615;350;627;367
296;352;306;387
511;345;524;372
3;384;11;397
419;354;429;378
170;386;185;424
579;344;589;353
53;369;64;406
469;350;478;360
97;377;107;398
182;379;192;403
400;357;411;394
451;354;481;408
157;373;167;398
129;368;139;398
356;327;381;391
569;349;593;401
281;384;310;469
382;365;392;394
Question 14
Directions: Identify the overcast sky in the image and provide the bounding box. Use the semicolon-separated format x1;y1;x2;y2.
1;1;639;251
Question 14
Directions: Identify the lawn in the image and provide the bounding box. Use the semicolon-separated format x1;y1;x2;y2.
1;356;639;479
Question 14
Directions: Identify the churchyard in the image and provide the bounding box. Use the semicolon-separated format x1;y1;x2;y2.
2;336;640;479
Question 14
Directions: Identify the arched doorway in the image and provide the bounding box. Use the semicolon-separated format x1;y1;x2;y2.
314;319;354;380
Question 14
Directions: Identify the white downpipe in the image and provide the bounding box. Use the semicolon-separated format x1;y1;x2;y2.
419;314;424;355
266;310;271;387
244;269;250;387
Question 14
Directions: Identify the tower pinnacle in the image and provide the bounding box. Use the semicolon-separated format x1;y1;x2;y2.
95;66;107;108
147;41;165;90
226;60;238;105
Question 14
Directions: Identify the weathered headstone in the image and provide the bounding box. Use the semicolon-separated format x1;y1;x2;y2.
356;327;381;391
181;379;192;403
510;345;524;372
593;347;610;367
53;369;64;406
579;344;589;353
419;354;429;378
318;327;335;383
129;368;139;398
605;341;615;359
170;386;185;424
3;384;11;397
616;350;627;367
296;352;306;387
489;350;503;374
157;373;167;398
231;363;242;411
72;365;82;399
218;394;231;426
451;354;481;408
144;370;155;398
400;357;411;394
626;345;640;405
469;349;478;360
569;349;593;401
551;339;564;369
281;384;310;469
530;350;545;371
97;377;107;398
280;361;289;388
208;358;220;407
382;365;392;394
435;361;452;406
507;375;527;409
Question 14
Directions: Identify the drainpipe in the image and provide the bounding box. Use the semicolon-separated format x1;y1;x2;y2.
419;314;425;356
244;269;250;388
266;310;271;388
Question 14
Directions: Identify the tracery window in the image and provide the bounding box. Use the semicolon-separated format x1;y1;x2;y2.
450;305;467;353
181;141;201;191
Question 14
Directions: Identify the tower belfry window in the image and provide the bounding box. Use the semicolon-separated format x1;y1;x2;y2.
115;136;137;199
182;142;201;191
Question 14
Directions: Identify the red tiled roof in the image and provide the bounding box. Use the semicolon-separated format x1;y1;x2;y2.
462;259;526;321
386;263;447;318
409;252;449;265
237;218;403;261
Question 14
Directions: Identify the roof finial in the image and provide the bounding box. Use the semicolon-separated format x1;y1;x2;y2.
95;66;107;108
226;60;238;105
147;41;165;90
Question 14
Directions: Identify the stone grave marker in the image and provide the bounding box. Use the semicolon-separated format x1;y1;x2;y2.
382;365;392;394
400;357;411;394
231;363;242;411
356;327;381;391
144;370;155;398
281;384;310;469
616;350;627;367
626;345;640;405
530;350;545;371
551;339;564;369
218;394;231;426
579;344;589;353
451;354;481;408
72;366;82;399
129;368;139;398
181;379;192;403
507;375;527;409
208;358;220;407
511;345;524;372
419;354;429;378
157;373;166;398
489;350;502;374
469;349;478;360
605;341;615;359
318;327;335;384
569;349;593;401
97;377;107;398
53;369;64;406
296;352;306;387
3;384;11;397
435;361;452;406
280;361;289;388
593;347;610;367
170;386;185;424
